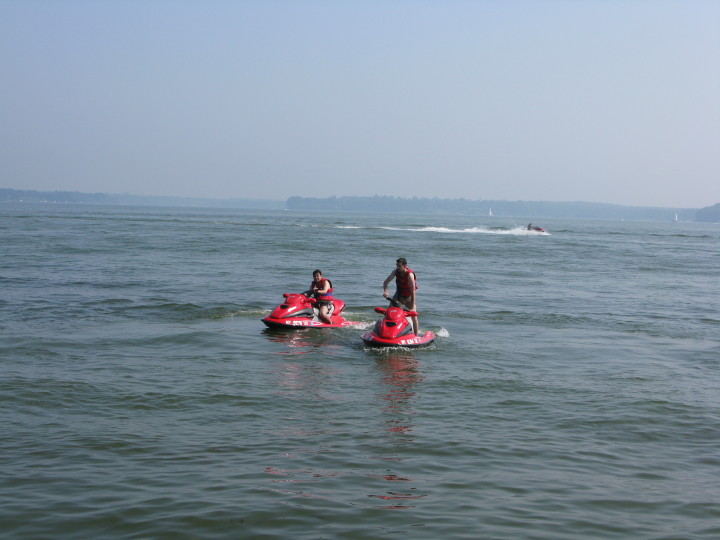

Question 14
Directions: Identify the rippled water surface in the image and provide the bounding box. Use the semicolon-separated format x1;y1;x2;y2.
1;205;719;538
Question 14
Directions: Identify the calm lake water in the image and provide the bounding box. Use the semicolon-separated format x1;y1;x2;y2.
1;204;719;539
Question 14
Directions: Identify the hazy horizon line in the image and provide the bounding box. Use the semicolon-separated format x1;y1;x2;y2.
1;187;711;210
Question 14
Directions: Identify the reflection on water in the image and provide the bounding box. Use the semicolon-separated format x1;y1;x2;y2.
261;343;429;510
272;361;341;402
262;328;330;354
368;352;427;508
265;328;344;402
375;352;423;438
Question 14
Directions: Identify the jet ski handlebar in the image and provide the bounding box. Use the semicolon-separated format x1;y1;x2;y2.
375;306;418;317
281;292;316;303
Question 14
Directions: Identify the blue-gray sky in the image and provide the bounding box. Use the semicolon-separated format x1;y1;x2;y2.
2;0;718;208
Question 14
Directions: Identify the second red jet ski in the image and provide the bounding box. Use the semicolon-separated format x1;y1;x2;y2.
262;293;359;329
361;300;435;348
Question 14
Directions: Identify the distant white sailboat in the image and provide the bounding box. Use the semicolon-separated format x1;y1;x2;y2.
674;212;679;222
488;208;493;217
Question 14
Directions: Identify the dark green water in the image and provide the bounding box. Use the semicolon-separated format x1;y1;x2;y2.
2;205;719;538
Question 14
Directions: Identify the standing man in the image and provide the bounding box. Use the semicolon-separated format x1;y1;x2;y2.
383;257;419;335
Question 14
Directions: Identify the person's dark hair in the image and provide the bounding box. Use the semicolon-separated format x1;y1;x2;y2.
396;258;407;266
313;269;323;277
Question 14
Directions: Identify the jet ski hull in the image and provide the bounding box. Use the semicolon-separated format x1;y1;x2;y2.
361;330;435;348
262;293;358;330
263;317;360;329
361;304;435;348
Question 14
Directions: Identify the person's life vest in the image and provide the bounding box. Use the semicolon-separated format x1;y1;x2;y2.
311;278;333;301
395;268;417;297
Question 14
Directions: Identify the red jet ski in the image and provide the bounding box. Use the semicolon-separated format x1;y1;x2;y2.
262;293;359;329
361;303;435;348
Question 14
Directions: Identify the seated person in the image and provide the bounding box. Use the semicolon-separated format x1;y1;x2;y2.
307;269;333;324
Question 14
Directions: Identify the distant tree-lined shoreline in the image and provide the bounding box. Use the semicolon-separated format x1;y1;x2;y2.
2;188;718;221
287;195;705;222
0;188;283;210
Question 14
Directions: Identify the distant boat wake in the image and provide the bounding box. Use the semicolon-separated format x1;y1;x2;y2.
334;225;550;235
414;226;549;235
